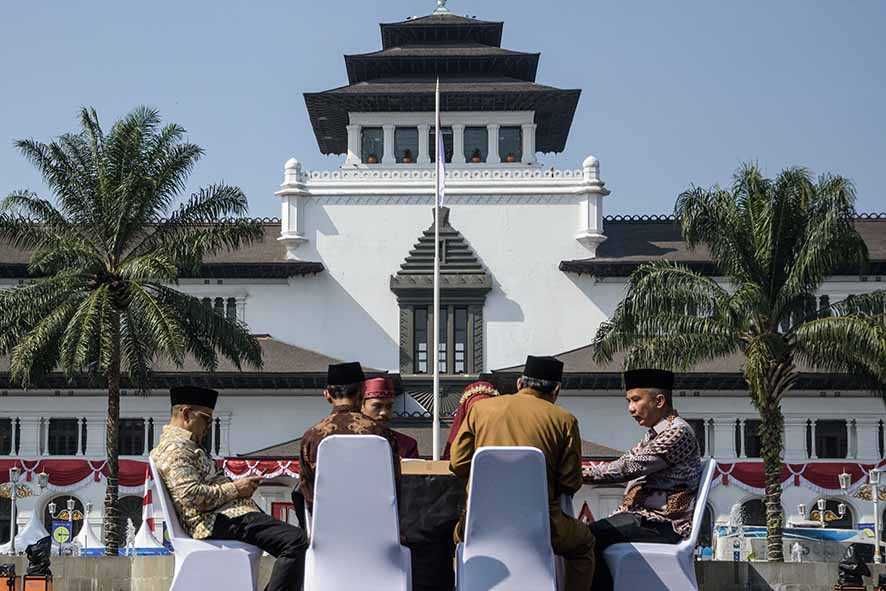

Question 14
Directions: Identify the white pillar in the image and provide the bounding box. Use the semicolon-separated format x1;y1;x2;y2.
84;416;105;457
76;417;84;456
810;419;819;459
575;155;609;256
848;419;857;459
382;124;396;165
17;416;41;457
10;418;17;456
220;415;233;458
452;124;466;164
521;122;537;164
738;419;747;459
277;158;309;260
41;418;49;456
855;417;881;460
712;418;737;459
345;124;361;166
783;416;808;461
417;123;431;165
486;123;500;164
142;417;150;456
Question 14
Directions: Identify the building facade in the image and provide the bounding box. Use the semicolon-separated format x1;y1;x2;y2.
1;8;884;549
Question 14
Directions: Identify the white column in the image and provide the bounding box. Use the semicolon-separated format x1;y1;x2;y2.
76;417;84;456
84;416;105;457
452;124;466;164
17;416;41;457
848;419;857;459
783;416;808;461
712;418;737;459
486;123;500;164
810;419;819;459
10;418;17;456
220;415;233;458
738;419;747;459
382;124;396;165
345;124;361;166
142;417;150;456
41;418;49;456
417;123;431;165
236;298;247;323
855;417;881;460
521;122;537;164
575;155;609;256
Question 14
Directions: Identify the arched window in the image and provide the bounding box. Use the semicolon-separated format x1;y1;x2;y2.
810;499;854;529
0;497;10;544
116;496;144;537
42;496;85;538
739;498;769;527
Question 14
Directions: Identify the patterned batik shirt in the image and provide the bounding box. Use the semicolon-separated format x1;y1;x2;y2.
150;425;259;540
584;413;702;538
298;405;401;512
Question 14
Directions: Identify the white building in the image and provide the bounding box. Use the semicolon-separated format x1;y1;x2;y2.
1;8;884;550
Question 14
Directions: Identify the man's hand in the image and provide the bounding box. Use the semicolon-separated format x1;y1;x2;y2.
234;476;262;498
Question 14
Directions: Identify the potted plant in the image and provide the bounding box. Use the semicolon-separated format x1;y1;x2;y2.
402;149;414;164
470;148;483;163
366;153;379;164
504;152;517;163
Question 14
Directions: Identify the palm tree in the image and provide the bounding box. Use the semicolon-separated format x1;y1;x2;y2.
593;164;886;561
0;107;264;554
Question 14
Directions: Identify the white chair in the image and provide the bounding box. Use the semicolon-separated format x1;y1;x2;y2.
603;458;717;591
149;457;262;591
456;446;557;591
304;435;411;591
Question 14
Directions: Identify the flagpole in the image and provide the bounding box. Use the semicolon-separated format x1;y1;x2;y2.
432;77;442;461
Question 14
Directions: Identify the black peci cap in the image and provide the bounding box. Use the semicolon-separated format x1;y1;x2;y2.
523;355;565;382
623;369;675;391
170;386;219;410
327;362;365;386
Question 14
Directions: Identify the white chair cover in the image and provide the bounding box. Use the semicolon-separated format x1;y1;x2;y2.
603;458;718;591
149;457;261;591
456;446;557;591
304;435;411;591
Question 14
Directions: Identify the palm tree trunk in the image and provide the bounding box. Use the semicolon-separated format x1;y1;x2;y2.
758;401;784;561
103;312;122;556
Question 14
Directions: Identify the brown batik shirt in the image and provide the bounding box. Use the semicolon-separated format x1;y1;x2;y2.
150;425;259;540
298;404;401;512
584;413;702;538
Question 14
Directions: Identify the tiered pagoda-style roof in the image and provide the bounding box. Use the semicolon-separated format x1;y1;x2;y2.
305;11;580;155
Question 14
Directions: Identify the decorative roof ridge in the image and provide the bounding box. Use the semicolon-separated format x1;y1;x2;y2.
602;212;886;223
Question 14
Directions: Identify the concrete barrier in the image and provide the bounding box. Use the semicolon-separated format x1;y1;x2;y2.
0;556;884;590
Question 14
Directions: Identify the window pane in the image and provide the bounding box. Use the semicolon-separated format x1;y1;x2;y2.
395;127;419;163
499;126;523;163
429;127;453;163
116;496;144;539
361;127;384;164
687;419;706;456
0;418;11;455
48;419;79;456
119;418;146;456
464;127;488;163
414;308;428;374
816;420;847;459
743;420;762;458
438;307;448;372
214;297;224;316
226;298;237;321
454;307;468;374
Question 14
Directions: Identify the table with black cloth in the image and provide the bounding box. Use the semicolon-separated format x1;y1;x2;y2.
398;473;466;591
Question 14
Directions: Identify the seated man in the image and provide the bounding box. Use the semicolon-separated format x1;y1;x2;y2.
361;377;420;458
584;369;702;591
297;362;400;514
151;386;308;591
449;356;596;591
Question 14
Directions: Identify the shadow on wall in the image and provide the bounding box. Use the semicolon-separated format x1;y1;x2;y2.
483;276;524;324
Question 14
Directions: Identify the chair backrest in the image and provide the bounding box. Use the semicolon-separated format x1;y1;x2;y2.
680;458;717;550
149;457;188;542
308;435;404;586
461;446;556;590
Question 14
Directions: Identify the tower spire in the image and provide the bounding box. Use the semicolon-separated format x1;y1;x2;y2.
433;0;451;15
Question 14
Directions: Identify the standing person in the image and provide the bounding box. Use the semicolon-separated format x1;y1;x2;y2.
449;356;596;591
151;386;308;591
442;380;499;459
297;362;400;513
584;369;702;591
361;377;420;458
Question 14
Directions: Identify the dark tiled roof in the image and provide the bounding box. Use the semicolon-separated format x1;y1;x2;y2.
560;217;886;277
0;222;324;279
380;14;504;48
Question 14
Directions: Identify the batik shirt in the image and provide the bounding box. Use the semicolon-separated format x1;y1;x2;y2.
298;405;400;512
584;413;702;538
150;425;259;540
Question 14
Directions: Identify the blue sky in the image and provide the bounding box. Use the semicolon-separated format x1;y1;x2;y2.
2;1;884;218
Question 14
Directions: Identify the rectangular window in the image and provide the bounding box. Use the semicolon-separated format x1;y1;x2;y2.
499;126;523;163
429;127;453;163
119;418;146;456
464;127;488;163
816;420;848;459
743;420;762;458
686;419;706;456
225;298;237;321
414;308;429;374
48;418;79;456
437;307;448;372
0;419;12;455
454;307;468;374
395;127;419;163
361;127;384;164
